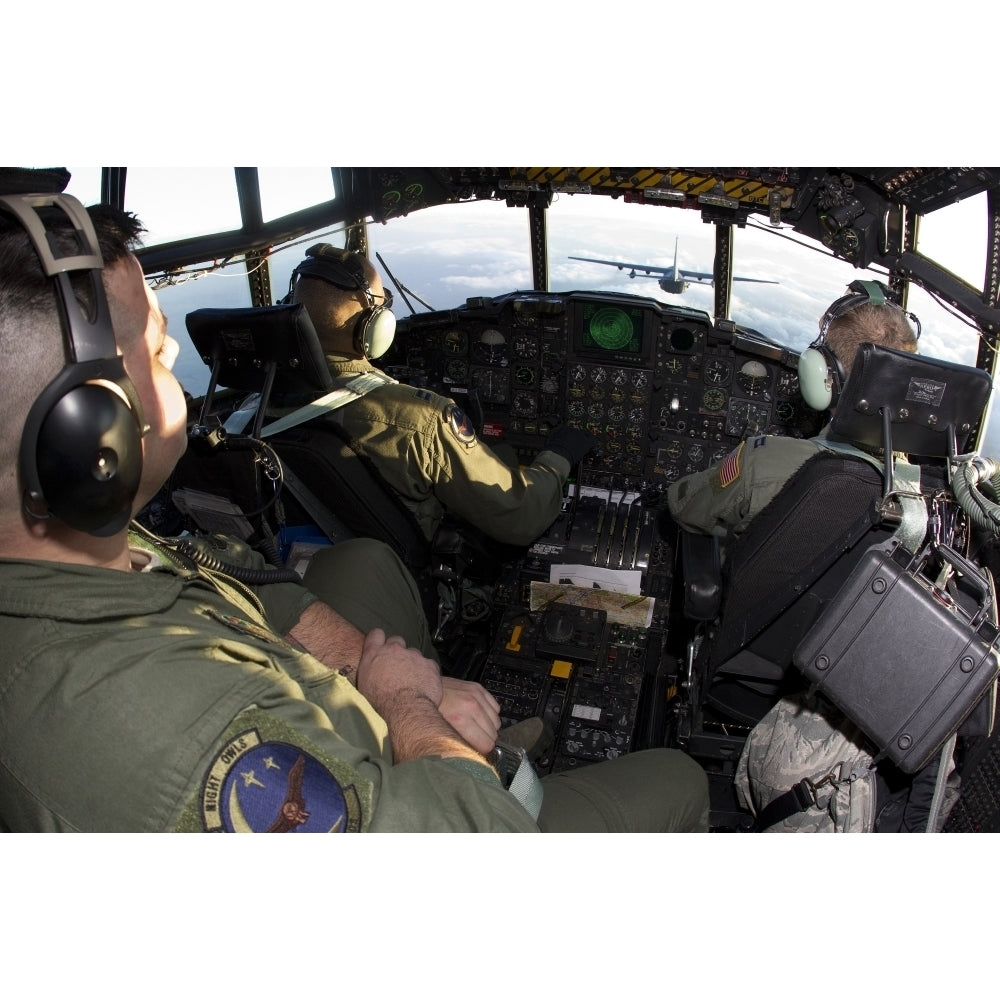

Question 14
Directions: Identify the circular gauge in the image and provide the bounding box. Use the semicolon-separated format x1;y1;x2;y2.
701;387;727;412
626;424;642;440
475;328;507;364
590;368;608;384
514;366;536;386
512;391;538;417
472;368;508;403
704;358;732;385
588;402;605;421
665;441;682;460
775;401;796;423
632;371;649;389
688;444;704;463
612;369;629;386
568;400;585;418
777;369;800;397
737;359;770;397
513;335;537;359
443;329;468;354
569;364;588;383
662;465;681;482
587;307;635;350
445;359;469;381
607;405;625;423
662;357;683;375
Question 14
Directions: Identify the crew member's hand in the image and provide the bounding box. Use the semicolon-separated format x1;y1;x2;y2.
544;424;597;466
438;677;502;754
355;628;443;720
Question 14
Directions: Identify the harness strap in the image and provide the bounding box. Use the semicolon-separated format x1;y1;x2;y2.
260;371;398;439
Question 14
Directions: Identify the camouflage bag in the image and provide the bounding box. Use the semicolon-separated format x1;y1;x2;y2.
735;691;877;832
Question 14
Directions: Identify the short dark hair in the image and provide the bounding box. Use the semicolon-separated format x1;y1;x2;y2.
0;201;145;321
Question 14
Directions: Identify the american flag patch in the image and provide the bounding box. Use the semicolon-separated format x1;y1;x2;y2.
718;442;744;488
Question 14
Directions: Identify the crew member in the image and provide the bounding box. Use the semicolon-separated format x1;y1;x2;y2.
667;281;920;539
280;243;595;546
0;184;708;833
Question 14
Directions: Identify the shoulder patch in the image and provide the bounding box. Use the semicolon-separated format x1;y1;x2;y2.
718;441;745;489
447;406;477;447
178;708;370;832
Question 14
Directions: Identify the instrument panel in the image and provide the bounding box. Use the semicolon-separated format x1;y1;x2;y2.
382;289;823;495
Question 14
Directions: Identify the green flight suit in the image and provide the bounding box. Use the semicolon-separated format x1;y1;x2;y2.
280;356;571;546
0;529;709;833
667;434;825;539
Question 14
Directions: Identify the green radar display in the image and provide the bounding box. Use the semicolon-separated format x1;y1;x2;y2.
588;307;634;349
579;303;645;356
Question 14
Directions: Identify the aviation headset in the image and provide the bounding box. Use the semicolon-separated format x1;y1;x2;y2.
287;243;396;359
0;193;146;537
798;278;922;411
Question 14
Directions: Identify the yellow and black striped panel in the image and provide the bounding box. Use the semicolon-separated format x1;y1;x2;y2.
514;168;795;208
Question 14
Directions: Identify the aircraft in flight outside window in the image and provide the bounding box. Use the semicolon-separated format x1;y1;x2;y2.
570;236;779;293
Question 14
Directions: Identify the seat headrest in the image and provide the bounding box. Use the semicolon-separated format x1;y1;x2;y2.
186;303;335;395
831;343;992;457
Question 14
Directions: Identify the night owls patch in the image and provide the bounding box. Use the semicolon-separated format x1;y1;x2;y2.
447;406;477;447
178;708;371;832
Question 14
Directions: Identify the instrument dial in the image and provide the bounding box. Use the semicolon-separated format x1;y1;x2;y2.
512;391;538;417
701;388;727;413
703;359;732;386
475;329;507;364
737;360;770;397
444;329;468;354
513;335;538;359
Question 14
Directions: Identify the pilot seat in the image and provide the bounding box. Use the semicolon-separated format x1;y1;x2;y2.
162;302;506;655
669;344;999;827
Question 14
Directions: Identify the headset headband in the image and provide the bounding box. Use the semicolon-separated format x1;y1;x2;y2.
818;279;921;342
2;192;146;535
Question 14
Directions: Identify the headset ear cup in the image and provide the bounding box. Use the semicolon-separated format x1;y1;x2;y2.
34;383;143;536
798;345;841;411
354;306;396;358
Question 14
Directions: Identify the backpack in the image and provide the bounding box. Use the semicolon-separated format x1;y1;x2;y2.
735;691;878;832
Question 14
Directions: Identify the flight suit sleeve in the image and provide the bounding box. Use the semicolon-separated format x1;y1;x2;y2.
416;404;570;545
667;442;754;538
173;656;540;833
667;436;821;538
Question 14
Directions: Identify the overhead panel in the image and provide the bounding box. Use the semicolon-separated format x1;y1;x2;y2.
513;168;797;212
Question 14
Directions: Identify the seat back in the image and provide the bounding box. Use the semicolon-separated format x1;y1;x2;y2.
704;452;896;724
682;344;993;740
831;342;991;458
179;304;431;572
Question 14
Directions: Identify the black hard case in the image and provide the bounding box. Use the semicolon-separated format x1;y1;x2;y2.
793;540;1000;773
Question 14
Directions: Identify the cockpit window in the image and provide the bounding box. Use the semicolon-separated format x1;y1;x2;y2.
123;168;242;247
258;168;336;223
